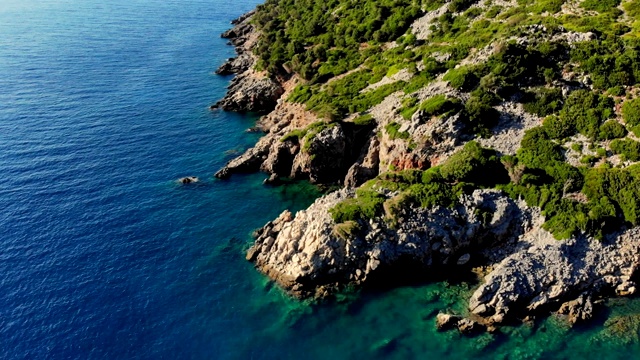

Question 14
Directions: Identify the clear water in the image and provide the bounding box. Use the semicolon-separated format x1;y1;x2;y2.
1;0;639;359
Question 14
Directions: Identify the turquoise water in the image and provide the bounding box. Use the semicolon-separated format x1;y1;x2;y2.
1;0;640;358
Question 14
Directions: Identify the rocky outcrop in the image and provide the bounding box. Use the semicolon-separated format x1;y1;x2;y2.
210;12;284;113
216;4;640;335
215;97;379;184
212;70;284;113
344;136;380;188
177;176;199;184
247;189;534;298
290;125;348;183
468;227;640;326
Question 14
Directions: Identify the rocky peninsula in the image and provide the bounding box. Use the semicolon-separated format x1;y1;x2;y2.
214;0;640;334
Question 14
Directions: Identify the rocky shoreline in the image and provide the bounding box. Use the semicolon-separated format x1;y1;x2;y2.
214;9;640;335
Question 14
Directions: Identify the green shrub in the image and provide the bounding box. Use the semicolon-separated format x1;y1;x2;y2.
385;122;410;140
329;189;386;223
439;141;508;185
281;128;307;142
517;127;564;169
543;115;574;139
462;90;500;135
583;166;640;226
557;90;614;139
631;124;640;137
419;95;463;117
523;87;564;116
610;138;640;161
598;120;628;140
444;66;480;91
353;113;376;126
623;98;640;126
581;0;621;13
332;221;362;239
449;0;476;13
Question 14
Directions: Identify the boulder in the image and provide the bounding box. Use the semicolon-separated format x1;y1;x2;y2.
436;313;462;331
177;176;199;184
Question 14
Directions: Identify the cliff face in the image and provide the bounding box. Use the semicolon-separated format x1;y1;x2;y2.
247;188;534;299
211;13;283;113
214;1;640;332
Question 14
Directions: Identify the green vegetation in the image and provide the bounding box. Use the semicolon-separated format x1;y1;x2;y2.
581;0;621;13
329;142;508;223
599;120;627;140
623;98;640;127
353;113;376;126
385;122;410;140
256;0;640;241
253;0;424;79
611;138;640;161
523;87;564;117
540;90;614;140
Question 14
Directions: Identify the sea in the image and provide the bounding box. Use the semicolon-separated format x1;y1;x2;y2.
1;0;640;359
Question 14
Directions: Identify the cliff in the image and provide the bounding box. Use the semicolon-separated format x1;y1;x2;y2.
214;0;640;333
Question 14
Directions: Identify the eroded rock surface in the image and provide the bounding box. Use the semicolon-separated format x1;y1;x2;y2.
248;189;535;298
469;228;640;325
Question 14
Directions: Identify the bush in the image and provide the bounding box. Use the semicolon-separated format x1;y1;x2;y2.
449;0;476;13
353;113;376;126
419;95;463;117
443;66;480;91
462;90;500;135
439;141;508;185
610;138;640;161
598;120;628;140
581;0;621;13
558;90;614;139
329;189;386;223
523;87;564;116
623;98;640;127
517;127;564;169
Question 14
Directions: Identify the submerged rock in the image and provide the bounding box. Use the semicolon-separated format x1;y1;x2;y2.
177;176;199;184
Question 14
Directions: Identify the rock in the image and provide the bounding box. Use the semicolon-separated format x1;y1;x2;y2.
213;72;284;113
263;173;280;185
457;318;485;335
436;313;462;331
290;124;347;184
177;176;199;184
616;281;637;296
213;11;283;113
344;136;380;188
247;189;532;298
469;226;640;325
215;53;254;75
457;253;471;266
558;294;594;325
229;9;255;26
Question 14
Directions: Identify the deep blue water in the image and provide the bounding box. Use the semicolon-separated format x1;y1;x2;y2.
2;0;640;359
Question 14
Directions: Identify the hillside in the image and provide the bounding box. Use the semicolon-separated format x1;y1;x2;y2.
215;0;640;333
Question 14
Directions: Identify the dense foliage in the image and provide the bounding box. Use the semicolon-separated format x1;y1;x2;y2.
253;0;640;240
330;142;508;223
253;0;430;79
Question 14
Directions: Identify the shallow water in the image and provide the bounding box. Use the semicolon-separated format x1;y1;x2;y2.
1;0;640;358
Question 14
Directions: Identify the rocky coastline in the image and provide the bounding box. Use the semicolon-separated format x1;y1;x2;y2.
214;8;640;335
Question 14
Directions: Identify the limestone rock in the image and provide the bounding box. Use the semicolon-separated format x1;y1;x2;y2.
177;176;199;184
436;313;462;331
247;189;532;298
457;318;485;335
469;227;640;325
